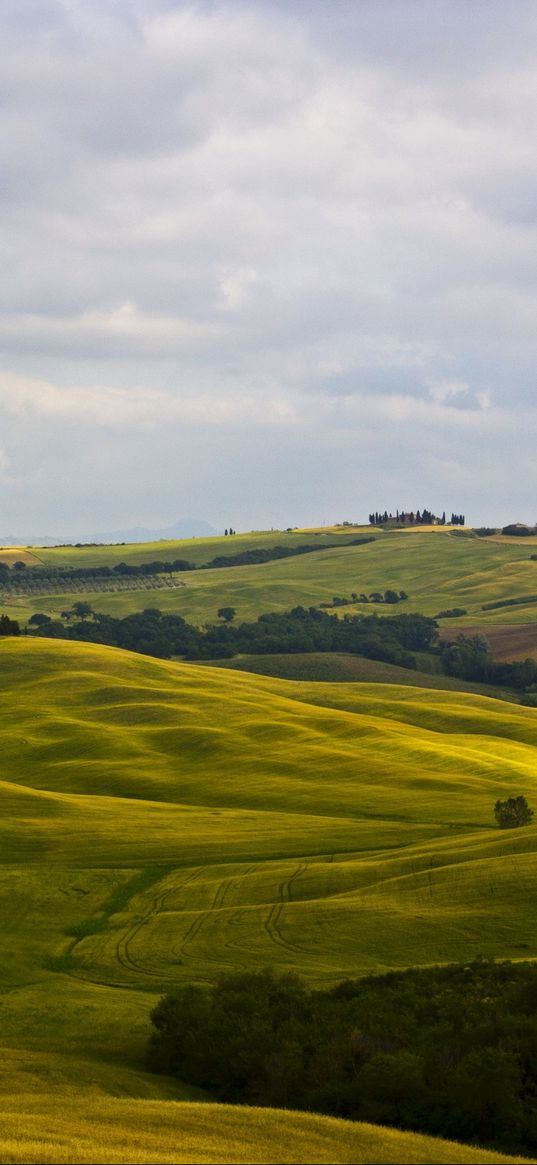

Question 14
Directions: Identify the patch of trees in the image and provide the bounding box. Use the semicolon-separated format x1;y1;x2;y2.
0;614;20;636
320;590;408;609
474;527;498;537
148;960;537;1156
204;608;433;665
440;633;537;690
368;509;465;527
434;608;467;618
501;524;537;537
30;607;199;658
29;606;437;667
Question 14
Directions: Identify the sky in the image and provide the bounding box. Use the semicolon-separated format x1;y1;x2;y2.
2;0;537;536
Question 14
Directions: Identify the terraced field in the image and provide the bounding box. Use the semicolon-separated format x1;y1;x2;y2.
3;636;537;1162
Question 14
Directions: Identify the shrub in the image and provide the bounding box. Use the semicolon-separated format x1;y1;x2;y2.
494;795;534;829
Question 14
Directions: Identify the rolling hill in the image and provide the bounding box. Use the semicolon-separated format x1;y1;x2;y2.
2;636;537;1160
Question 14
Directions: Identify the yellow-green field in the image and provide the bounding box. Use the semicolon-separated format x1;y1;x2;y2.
3;636;537;1162
2;528;537;628
1;1093;534;1164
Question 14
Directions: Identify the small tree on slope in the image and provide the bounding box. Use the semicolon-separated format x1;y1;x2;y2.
494;796;534;829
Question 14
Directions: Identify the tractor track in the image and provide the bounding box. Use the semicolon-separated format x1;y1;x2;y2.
115;867;205;978
263;864;307;953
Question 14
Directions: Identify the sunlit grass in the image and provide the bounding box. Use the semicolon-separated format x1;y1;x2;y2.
1;1097;533;1164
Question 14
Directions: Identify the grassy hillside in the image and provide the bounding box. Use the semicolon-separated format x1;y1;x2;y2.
3;527;537;629
3;636;537;1162
203;650;520;700
6;529;358;570
2;637;537;973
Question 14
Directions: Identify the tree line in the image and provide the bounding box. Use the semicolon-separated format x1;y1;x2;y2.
320;589;408;608
27;606;436;668
440;633;537;696
368;510;465;526
0;559;194;585
148;960;537;1156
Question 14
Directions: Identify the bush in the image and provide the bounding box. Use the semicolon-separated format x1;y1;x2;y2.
494;795;534;829
502;524;537;536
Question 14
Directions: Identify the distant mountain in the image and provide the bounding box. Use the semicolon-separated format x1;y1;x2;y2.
0;533;61;547
0;519;218;548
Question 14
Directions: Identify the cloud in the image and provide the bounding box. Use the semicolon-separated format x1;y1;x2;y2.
1;1;537;530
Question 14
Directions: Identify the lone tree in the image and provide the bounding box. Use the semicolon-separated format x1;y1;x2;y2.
72;601;94;621
494;795;534;829
217;607;236;623
28;613;52;628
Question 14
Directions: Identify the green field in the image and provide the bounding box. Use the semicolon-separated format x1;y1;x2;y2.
3;528;537;629
2;636;537;1160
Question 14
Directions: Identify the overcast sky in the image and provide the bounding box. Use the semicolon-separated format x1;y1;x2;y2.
2;0;537;536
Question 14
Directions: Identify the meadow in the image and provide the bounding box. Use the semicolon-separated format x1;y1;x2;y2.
2;635;537;1160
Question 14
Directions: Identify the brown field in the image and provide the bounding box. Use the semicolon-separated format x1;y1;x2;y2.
439;622;537;661
0;548;44;567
